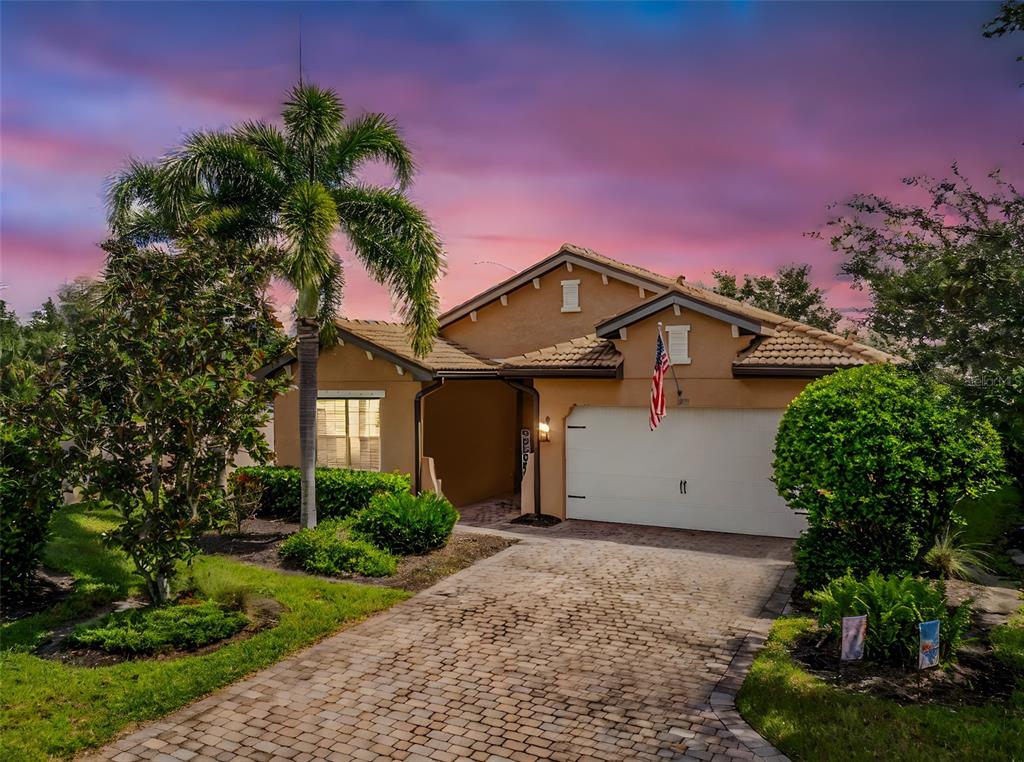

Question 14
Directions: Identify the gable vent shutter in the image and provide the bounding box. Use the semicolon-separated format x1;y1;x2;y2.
665;325;691;364
561;280;581;312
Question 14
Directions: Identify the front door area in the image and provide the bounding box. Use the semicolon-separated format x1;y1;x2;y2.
565;405;806;538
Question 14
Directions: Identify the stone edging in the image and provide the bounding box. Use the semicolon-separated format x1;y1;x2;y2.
707;565;796;762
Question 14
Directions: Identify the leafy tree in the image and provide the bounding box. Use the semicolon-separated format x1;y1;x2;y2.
774;364;1007;589
58;239;289;603
824;167;1024;478
984;0;1024;73
107;84;444;529
711;263;843;331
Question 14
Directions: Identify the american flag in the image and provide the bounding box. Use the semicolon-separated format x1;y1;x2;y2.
650;327;669;430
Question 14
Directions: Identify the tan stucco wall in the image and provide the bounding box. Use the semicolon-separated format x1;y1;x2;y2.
423;380;518;507
442;264;649;358
532;306;813;518
274;343;421;477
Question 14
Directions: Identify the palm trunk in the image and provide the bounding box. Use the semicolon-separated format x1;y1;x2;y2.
298;319;319;528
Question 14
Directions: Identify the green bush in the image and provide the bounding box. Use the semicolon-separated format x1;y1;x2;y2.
279;519;397;577
68;599;248;655
231;466;410;521
774;364;1006;588
350;491;459;556
0;423;64;597
808;571;972;665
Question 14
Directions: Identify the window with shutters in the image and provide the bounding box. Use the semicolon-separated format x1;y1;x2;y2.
561;279;581;312
316;398;382;470
665;325;691;365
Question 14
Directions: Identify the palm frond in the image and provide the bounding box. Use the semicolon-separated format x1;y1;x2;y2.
283;84;344;156
280;181;340;318
324;113;414;188
159;131;285;230
232;121;296;181
316;257;345;345
106;159;169;240
333;185;444;356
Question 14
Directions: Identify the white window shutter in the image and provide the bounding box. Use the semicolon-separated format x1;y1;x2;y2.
666;325;691;364
561;280;581;312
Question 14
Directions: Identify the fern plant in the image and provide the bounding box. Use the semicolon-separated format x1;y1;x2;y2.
808;571;973;664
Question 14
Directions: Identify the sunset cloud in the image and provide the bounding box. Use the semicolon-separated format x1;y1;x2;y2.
2;1;1020;320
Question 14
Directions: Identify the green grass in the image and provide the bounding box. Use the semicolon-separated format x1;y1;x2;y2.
993;607;1024;674
737;617;1024;762
955;484;1024;579
0;505;408;761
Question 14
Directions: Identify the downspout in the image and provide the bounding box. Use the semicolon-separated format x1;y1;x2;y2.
503;379;541;516
414;378;445;494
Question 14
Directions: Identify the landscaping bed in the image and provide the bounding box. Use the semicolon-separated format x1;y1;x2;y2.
199;516;516;593
0;504;407;761
737;616;1024;762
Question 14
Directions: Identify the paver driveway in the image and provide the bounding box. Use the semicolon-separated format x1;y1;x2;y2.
96;519;793;762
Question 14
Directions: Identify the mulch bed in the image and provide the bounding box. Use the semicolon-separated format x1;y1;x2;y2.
791;631;1018;707
200;518;517;593
510;513;562;528
1;569;76;623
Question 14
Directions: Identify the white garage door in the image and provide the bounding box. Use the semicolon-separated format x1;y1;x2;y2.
565;406;806;538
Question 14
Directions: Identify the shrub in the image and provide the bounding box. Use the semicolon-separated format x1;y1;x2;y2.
226;470;263;534
68;599;248;654
923;526;993;582
0;423;64;597
793;524;921;591
774;364;1006;588
232;466;410;521
350;491;459;556
279;519;397;577
808;571;972;665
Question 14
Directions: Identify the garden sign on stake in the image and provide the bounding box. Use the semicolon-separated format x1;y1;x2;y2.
919;620;940;669
841;615;866;661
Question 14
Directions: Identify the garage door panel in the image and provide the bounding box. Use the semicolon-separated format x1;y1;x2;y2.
565;406;806;538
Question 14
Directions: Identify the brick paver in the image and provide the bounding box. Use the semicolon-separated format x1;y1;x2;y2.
93;518;792;762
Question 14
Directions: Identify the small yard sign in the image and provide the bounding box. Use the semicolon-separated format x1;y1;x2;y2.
840;615;866;661
919;620;940;669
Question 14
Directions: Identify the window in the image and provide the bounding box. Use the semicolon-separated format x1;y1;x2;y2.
561;279;581;312
665;325;691;364
316;398;382;470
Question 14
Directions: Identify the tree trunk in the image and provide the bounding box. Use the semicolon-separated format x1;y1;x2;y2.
297;319;319;529
151;574;171;605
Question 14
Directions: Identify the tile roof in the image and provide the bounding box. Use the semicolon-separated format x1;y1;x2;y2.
335;319;497;373
734;320;906;369
499;334;621;370
558;243;675;288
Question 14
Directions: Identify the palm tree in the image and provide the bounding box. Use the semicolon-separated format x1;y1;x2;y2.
108;84;444;528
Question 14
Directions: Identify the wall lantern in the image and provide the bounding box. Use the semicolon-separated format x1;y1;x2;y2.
538;416;551;442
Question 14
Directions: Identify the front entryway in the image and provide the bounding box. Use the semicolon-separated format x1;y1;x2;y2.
565;406;806;538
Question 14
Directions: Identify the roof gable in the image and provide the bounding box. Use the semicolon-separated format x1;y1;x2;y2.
439;243;671;328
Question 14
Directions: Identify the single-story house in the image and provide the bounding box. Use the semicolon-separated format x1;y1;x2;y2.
270;244;901;538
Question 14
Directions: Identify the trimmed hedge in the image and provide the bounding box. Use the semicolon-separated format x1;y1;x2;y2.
232;466;410;521
774;364;1006;589
351;491;459;556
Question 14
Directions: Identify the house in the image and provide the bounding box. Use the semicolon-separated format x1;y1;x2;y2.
271;244;901;538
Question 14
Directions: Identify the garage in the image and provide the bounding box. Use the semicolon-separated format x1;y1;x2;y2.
564;406;806;538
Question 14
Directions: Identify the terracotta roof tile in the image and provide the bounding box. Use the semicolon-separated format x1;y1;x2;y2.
499;333;621;370
335;319;496;372
734;320;906;369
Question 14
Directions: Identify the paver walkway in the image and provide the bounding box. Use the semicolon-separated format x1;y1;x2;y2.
96;515;793;762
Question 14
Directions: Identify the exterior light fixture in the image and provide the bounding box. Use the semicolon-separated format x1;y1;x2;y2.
538;416;551;442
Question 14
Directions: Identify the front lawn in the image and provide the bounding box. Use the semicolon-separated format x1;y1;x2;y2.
0;504;407;761
737;617;1024;762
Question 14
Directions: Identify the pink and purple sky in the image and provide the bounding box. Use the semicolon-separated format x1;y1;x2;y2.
2;1;1020;321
